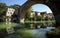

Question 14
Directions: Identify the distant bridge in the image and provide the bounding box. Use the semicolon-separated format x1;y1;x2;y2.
19;0;60;26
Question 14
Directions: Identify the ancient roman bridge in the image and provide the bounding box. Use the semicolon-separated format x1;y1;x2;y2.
19;0;60;26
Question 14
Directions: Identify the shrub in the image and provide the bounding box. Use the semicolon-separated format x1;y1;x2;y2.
15;30;33;38
46;28;60;38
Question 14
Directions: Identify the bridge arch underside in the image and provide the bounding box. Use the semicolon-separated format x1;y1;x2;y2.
20;0;60;26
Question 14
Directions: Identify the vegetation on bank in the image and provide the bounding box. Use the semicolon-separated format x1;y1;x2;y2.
0;3;20;22
0;22;19;29
15;29;34;38
46;27;60;38
0;22;20;38
24;20;55;23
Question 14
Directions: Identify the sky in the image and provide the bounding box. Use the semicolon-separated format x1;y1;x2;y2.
0;0;52;13
32;4;52;13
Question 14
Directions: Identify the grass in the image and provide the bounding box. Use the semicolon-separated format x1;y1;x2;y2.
0;22;34;38
0;22;19;30
25;20;55;23
15;29;35;38
0;22;20;38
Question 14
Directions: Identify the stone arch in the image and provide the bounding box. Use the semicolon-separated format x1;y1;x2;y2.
20;0;60;26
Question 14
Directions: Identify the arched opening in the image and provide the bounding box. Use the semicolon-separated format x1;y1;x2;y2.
24;4;56;29
20;0;56;24
19;2;60;38
20;0;60;27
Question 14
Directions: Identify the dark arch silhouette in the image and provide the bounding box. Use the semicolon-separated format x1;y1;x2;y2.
20;0;60;26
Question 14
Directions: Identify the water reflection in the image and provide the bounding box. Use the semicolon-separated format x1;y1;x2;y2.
24;21;55;29
5;21;55;38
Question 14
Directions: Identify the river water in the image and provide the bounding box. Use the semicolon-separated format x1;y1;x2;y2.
32;27;55;38
5;27;55;38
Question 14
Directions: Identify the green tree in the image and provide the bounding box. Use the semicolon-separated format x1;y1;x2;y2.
0;3;7;13
27;7;33;13
10;4;20;10
0;3;7;22
25;7;33;21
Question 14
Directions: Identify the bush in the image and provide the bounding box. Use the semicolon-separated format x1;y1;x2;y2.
15;30;33;38
46;28;60;38
0;29;7;38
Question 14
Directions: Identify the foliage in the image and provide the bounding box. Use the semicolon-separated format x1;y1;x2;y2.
25;7;33;21
9;4;20;10
0;22;19;30
46;28;60;38
0;3;7;14
15;29;33;38
0;29;7;38
27;7;33;13
0;22;20;38
0;3;8;22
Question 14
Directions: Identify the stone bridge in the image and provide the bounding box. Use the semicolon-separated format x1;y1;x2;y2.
19;0;60;26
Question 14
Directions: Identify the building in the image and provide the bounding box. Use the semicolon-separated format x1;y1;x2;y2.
47;13;54;20
25;11;55;28
30;11;41;18
6;8;20;23
6;8;15;17
6;8;15;23
30;11;35;18
11;8;20;23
